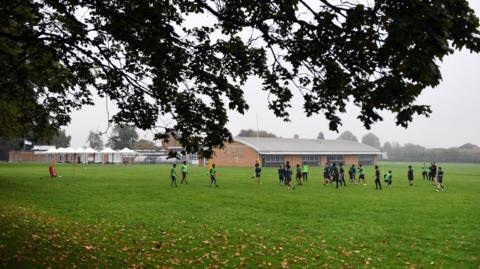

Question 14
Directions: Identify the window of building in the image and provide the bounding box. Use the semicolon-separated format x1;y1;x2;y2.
327;155;344;162
359;155;374;161
302;155;320;162
262;155;284;167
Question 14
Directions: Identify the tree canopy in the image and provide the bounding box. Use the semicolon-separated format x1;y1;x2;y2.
361;132;381;149
87;131;104;150
50;130;71;148
1;0;479;156
107;125;138;150
317;131;325;140
238;129;277;138
337;131;358;142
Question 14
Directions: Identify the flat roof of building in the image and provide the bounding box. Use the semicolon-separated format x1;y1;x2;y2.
234;137;381;155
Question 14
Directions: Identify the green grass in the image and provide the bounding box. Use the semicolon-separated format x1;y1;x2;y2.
0;162;479;268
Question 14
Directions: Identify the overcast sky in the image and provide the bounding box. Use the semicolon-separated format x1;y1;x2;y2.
66;1;480;148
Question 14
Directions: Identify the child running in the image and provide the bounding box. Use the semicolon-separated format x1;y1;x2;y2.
349;164;356;184
339;163;346;187
407;165;414;186
171;163;178;187
331;163;339;187
302;162;309;182
278;164;285;185
374;165;382;190
209;164;218;187
254;162;262;184
436;167;445;192
384;170;393;186
323;162;331;186
295;164;302;186
181;161;188;184
358;164;366;185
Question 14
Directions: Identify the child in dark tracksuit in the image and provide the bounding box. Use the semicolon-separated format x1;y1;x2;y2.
374;165;381;190
278;165;284;185
436;167;445;192
408;166;414;186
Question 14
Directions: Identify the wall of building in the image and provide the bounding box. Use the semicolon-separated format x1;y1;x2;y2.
344;155;358;165
9;151;50;163
212;141;258;167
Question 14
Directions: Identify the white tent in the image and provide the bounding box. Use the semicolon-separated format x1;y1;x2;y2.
118;148;136;155
100;147;118;163
100;147;115;153
84;147;97;154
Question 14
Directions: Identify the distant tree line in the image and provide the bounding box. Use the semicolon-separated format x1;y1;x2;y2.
383;142;480;163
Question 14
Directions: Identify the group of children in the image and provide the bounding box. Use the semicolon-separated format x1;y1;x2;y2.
273;161;310;189
168;160;445;192
422;162;445;191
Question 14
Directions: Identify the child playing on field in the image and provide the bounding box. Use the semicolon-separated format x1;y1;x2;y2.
358;164;366;185
374;165;382;190
181;161;188;184
171;163;178;187
254;162;262;184
285;162;293;189
302;162;309;182
407;165;414;186
323;162;331;186
384;170;393;186
422;163;428;180
436;167;445;192
349;164;356;184
295;164;302;186
338;163;346;187
210;164;218;187
49;162;57;178
278;165;284;185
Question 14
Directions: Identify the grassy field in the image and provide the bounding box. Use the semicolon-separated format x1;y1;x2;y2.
0;162;479;268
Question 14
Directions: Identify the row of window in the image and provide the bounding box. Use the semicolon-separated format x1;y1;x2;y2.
262;155;374;163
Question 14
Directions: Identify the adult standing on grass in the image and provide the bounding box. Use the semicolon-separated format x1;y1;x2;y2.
358;164;366;185
171;163;178;187
209;164;218;187
302;162;309;182
181;161;188;184
374;165;382;190
436;167;445;192
349;164;357;184
254;161;262;184
407;165;414;186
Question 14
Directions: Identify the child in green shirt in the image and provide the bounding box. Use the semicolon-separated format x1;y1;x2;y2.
181;161;188;184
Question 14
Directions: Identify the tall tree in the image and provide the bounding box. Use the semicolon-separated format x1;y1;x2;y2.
86;131;104;150
337;131;358;142
293;134;299;139
317;132;325;140
107;125;138;150
50;130;71;148
361;133;381;149
238;129;277;138
1;1;479;157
